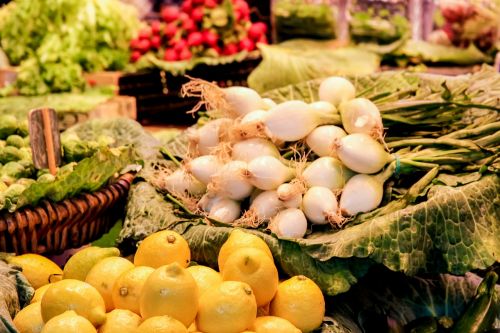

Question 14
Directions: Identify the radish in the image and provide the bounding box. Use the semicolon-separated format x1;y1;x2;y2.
248;22;267;40
163;49;178;61
174;39;188;52
205;0;218;8
181;1;193;13
150;36;161;49
138;39;151;54
161;6;180;22
223;43;238;55
179;48;193;60
182;18;196;33
164;23;178;38
138;27;152;40
151;21;162;35
192;0;204;5
202;30;218;47
188;32;204;47
129;38;141;49
239;38;255;52
130;51;141;63
191;7;205;22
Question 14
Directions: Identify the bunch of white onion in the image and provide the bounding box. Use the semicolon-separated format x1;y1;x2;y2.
164;76;395;240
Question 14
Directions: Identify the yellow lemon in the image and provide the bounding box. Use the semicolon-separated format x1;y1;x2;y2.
13;302;44;333
112;266;155;315
31;284;51;304
186;265;222;297
137;315;188;333
134;230;191;268
85;256;134;311
196;281;257;333
140;262;198;327
251;316;301;333
41;310;96;333
40;279;106;326
270;275;325;332
218;229;272;271
221;247;278;307
98;309;142;333
187;322;197;332
8;254;62;289
63;246;120;281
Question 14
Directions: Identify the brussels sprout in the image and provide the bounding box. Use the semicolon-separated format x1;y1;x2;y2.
17;121;29;137
1;161;26;178
0;141;5;148
57;162;77;177
18;147;32;161
0;146;24;163
15;178;35;187
2;183;26;211
0;115;18;139
0;181;7;192
37;173;56;183
6;135;25;148
23;136;30;147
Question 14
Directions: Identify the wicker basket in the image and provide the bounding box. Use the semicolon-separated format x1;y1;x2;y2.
0;173;134;255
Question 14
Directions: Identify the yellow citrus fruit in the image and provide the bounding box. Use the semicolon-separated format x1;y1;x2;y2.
251;316;301;333
221;247;278;307
140;262;199;327
13;302;44;333
137;315;188;333
98;309;142;333
270;275;325;332
134;230;191;268
187;322;197;332
7;254;62;289
85;256;134;311
218;229;272;271
31;284;51;304
112;266;155;315
186;265;222;297
63;246;120;281
196;281;257;333
40;279;106;327
41;311;96;333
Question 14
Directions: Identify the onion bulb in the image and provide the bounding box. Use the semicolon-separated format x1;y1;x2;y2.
302;187;342;225
247;190;284;221
164;169;206;196
240;110;267;124
309;101;336;115
262;98;277;110
319;76;356;107
210;161;253;200
190;118;232;155
208;198;241;223
224;86;264;117
340;98;383;137
246;156;294;190
186;155;222;184
340;174;384;216
264;100;337;142
337;133;393;174
276;183;303;208
306;125;347;157
302;157;353;191
232;138;280;163
271;208;308;239
198;193;224;212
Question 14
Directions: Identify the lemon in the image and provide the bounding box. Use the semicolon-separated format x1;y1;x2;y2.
63;246;120;281
221;247;278;307
187;322;197;332
270;275;325;332
251;316;301;333
31;284;51;304
40;279;106;326
112;266;155;315
140;262;198;327
98;309;142;333
85;256;134;311
218;229;272;271
137;315;188;333
13;302;44;333
186;265;222;297
134;230;191;269
196;281;257;333
8;254;62;289
41;310;97;333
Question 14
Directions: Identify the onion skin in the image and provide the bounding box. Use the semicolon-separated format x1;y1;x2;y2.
208;198;241;223
306;125;347;158
340;98;383;137
340;174;383;216
232;138;280;163
302;157;353;191
319;76;356;107
211;161;253;200
272;208;308;239
224;86;264;117
337;133;393;174
264;101;317;142
302;186;340;225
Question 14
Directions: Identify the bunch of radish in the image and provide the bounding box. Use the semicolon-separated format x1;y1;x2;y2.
130;0;268;63
162;76;396;239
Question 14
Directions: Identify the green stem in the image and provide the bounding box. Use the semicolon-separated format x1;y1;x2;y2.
473;131;500;148
161;148;182;167
166;193;193;215
388;138;481;151
399;159;439;169
444;122;500;139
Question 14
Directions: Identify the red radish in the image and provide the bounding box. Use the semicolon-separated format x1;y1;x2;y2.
174;39;188;52
130;38;141;49
204;0;217;8
202;30;218;46
161;6;180;22
179;48;193;60
130;51;141;62
248;22;267;40
191;7;204;22
258;35;268;44
164;48;178;61
239;38;255;51
187;32;203;46
164;23;178;38
223;43;238;55
181;0;193;13
234;1;250;21
151;21;162;35
182;18;196;32
192;0;204;4
138;39;151;53
151;35;161;49
138;27;152;40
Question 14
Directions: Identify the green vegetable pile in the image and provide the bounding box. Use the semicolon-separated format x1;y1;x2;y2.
0;0;139;96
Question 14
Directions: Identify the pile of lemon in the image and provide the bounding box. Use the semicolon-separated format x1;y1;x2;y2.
10;229;325;333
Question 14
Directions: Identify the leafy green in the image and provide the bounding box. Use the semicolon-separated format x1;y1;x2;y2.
350;9;410;44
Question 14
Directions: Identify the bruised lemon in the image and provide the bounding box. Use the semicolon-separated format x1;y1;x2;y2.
140;262;198;326
186;265;222;297
221;247;278;307
270;275;325;332
31;284;51;304
13;302;44;333
137;315;188;333
8;254;62;289
98;309;142;333
85;256;134;311
251;316;301;333
63;247;120;281
40;279;106;326
218;229;272;271
41;310;96;333
112;266;155;315
134;230;191;268
196;281;257;333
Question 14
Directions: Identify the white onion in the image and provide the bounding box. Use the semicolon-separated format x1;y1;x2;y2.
302;157;353;191
319;76;356;107
224;86;264;117
340;174;384;216
249;188;263;204
337;133;393;174
186;155;222;184
276;183;303;208
246;156;294;190
198;193;224;212
306;125;347;157
208;198;241;223
211;161;253;200
340;98;383;137
302;187;341;225
248;190;284;221
309;101;336;115
191;118;232;155
232;138;280;163
271;208;308;239
240;110;267;124
164;169;206;196
262;98;277;110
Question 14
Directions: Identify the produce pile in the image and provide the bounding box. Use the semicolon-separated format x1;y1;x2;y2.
7;229;326;332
